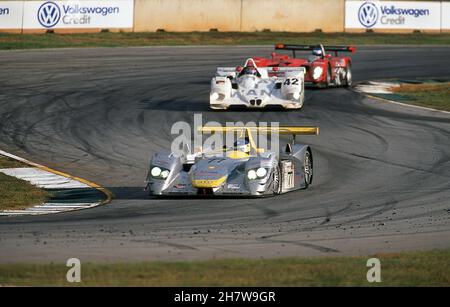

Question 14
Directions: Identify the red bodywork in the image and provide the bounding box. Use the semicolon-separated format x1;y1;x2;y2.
251;44;356;87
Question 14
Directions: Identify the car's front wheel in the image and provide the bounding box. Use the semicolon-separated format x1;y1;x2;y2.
272;166;282;195
325;66;332;88
344;65;352;87
299;82;305;107
303;150;313;188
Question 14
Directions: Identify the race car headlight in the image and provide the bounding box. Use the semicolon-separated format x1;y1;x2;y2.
151;167;162;177
160;170;170;179
313;66;323;80
247;169;257;180
248;168;268;180
256;167;267;178
151;167;170;179
293;92;301;100
210;92;219;100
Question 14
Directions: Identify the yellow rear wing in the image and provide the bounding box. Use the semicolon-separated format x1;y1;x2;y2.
198;126;319;136
198;126;319;153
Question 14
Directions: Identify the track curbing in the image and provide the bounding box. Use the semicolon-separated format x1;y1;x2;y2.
0;149;113;216
354;80;450;115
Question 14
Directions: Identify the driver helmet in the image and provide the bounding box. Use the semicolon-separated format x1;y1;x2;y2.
312;47;323;57
233;138;251;154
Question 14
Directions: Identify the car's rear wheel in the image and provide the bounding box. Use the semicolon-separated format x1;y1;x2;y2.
303;150;313;188
344;65;352;87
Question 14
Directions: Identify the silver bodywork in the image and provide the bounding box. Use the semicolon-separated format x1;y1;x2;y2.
145;142;313;197
210;59;305;110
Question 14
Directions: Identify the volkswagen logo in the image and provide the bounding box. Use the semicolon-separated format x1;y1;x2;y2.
37;1;61;28
358;2;378;28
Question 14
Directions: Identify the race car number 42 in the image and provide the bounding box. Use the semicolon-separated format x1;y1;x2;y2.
283;78;299;85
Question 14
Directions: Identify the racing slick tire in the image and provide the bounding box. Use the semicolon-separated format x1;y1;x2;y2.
326;66;331;88
272;166;282;195
290;82;305;110
344;65;352;87
303;149;313;188
299;81;305;108
325;66;332;88
210;105;229;111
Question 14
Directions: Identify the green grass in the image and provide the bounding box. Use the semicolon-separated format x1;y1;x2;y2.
0;32;449;50
0;155;27;168
1;250;449;286
0;173;50;210
391;82;450;111
0;155;50;210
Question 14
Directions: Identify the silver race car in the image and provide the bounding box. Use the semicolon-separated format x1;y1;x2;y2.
145;126;319;197
210;59;305;110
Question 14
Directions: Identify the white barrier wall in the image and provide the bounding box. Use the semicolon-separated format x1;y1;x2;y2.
134;0;242;32
241;0;344;32
443;2;450;30
0;1;23;30
345;1;442;31
134;0;344;32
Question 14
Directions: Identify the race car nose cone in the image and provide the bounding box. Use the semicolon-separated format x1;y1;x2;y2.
192;172;228;188
191;159;229;188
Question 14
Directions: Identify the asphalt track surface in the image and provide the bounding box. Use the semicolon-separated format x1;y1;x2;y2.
0;46;449;263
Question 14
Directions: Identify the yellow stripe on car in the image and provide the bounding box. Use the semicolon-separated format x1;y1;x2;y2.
192;176;227;188
226;151;250;159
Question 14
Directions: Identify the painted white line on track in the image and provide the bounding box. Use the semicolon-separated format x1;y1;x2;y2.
0;203;100;215
0;150;43;168
0;210;62;215
37;203;98;208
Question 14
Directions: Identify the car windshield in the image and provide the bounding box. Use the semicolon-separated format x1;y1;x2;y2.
239;67;260;78
308;55;319;62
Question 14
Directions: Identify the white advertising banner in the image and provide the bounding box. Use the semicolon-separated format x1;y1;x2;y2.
442;2;450;30
22;0;134;29
345;1;441;30
0;1;24;29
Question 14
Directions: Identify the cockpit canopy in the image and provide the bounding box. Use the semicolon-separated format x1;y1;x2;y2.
237;58;266;78
233;138;251;154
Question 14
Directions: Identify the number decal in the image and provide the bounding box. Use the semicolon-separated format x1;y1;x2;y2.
283;78;299;86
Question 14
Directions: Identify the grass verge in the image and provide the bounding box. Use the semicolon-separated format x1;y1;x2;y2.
390;82;450;111
0;249;449;286
0;155;27;168
0;155;50;210
0;32;450;50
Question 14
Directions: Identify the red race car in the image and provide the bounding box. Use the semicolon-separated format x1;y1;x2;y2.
253;44;356;88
